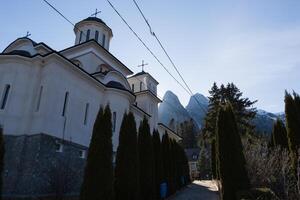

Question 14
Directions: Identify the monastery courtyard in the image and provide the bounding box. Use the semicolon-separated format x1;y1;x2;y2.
169;180;219;200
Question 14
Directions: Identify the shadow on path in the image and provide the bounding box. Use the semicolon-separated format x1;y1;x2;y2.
169;180;219;200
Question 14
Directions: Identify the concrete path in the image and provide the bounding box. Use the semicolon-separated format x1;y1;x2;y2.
169;180;219;200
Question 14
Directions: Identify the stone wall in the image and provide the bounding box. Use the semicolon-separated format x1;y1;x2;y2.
3;133;88;199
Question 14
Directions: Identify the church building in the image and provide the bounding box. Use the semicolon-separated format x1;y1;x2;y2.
0;17;181;198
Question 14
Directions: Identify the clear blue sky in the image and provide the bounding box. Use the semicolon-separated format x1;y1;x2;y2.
1;0;300;113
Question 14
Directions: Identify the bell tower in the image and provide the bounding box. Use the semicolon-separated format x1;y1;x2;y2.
74;16;113;50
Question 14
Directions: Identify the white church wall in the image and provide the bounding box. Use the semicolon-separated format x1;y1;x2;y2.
70;51;105;74
0;59;40;136
102;89;132;151
61;42;132;77
29;58;108;147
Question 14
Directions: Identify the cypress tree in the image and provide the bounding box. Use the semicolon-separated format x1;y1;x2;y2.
181;146;190;185
161;132;171;196
0;126;4;200
168;139;176;195
152;130;163;199
80;105;113;200
211;138;217;179
138;117;155;200
271;119;288;149
285;91;300;174
216;104;250;200
114;112;139;200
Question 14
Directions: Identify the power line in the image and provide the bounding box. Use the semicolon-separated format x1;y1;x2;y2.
42;0;84;35
41;0;188;120
105;0;191;95
132;0;207;113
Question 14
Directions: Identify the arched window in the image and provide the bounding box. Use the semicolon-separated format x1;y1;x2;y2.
95;31;99;42
36;86;43;112
84;103;89;125
140;82;143;91
1;84;11;110
102;34;106;47
86;30;90;41
79;31;83;43
62;92;69;117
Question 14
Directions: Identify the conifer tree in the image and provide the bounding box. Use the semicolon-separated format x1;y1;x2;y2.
271;119;288;149
152;130;163;199
211;138;217;179
285;91;300;174
114;112;139;200
80;105;113;200
168;139;176;195
138;117;155;200
161;132;171;196
203;82;257;137
0;126;4;200
216;104;250;200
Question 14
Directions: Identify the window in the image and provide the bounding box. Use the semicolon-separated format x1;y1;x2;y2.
84;103;89;125
36;86;43;112
86;29;90;41
79;31;83;43
102;34;106;47
95;30;99;42
55;141;63;153
62;92;69;117
132;84;135;92
1;84;10;110
140;82;143;91
112;112;116;132
79;150;86;159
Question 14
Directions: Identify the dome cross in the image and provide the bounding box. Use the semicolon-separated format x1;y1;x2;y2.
91;9;101;17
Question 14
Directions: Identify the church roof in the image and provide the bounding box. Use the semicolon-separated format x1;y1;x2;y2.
81;17;107;25
2;50;31;57
106;81;126;90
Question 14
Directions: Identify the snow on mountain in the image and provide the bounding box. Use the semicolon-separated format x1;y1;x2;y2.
158;91;284;135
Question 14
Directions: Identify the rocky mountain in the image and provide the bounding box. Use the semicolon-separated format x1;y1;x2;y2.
158;91;284;135
158;91;198;131
186;93;209;129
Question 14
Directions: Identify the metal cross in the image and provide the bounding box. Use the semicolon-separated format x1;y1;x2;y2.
137;60;148;71
25;31;31;38
91;9;101;17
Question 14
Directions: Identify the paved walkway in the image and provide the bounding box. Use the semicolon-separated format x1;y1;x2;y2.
169;180;219;200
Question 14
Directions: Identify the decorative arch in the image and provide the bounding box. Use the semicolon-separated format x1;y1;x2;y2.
103;70;131;91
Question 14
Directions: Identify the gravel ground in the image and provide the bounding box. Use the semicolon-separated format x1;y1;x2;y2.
169;180;219;200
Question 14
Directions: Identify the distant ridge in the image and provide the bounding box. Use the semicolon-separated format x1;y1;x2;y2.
158;91;284;135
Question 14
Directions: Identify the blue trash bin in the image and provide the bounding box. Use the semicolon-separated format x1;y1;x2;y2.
160;182;167;199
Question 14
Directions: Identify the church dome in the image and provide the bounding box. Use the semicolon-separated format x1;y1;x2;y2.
74;17;113;50
80;17;107;26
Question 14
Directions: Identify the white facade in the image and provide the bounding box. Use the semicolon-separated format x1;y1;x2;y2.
0;17;179;152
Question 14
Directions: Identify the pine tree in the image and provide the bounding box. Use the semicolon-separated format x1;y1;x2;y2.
271;119;288;149
114;112;139;200
285;91;300;175
80;105;114;200
216;104;250;200
152;130;163;199
138;117;155;200
203;82;257;137
0;126;4;200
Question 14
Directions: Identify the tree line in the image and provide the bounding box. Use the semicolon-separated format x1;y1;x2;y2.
202;83;300;199
80;105;190;200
